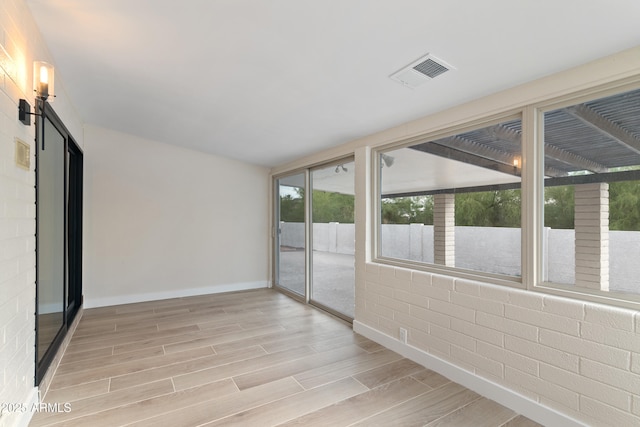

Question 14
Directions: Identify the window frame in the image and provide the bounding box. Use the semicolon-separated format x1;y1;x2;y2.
372;78;640;310
272;155;357;321
532;81;640;310
372;111;526;289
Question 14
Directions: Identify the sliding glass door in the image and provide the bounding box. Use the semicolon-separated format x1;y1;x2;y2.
36;109;66;365
274;173;306;296
273;159;355;320
36;104;83;384
310;161;355;318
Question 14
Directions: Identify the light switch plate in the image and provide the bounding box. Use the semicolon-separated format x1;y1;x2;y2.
15;138;30;170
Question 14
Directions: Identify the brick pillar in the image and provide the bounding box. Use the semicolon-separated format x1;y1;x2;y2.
574;183;609;291
434;194;455;266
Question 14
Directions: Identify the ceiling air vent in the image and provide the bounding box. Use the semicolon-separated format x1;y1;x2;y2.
390;53;454;89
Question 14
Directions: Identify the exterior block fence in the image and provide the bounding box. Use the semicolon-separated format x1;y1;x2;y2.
280;222;640;294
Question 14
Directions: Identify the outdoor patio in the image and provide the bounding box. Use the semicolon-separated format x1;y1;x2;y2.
277;249;355;318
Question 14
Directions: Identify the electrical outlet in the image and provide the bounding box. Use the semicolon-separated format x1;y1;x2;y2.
399;328;407;344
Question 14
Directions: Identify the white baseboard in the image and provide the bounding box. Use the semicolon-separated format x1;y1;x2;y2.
83;281;269;308
353;320;586;427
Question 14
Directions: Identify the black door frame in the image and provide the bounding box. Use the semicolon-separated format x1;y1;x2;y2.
66;138;83;325
35;101;83;384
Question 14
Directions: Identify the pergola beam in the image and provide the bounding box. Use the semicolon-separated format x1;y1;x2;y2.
435;134;517;168
410;122;610;179
567;104;640;155
453;124;568;177
543;140;609;174
487;124;608;175
410;139;520;177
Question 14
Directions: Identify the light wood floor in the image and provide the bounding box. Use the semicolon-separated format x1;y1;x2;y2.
30;289;542;427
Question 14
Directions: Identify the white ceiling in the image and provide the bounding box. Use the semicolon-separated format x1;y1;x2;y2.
380;148;520;195
26;0;640;168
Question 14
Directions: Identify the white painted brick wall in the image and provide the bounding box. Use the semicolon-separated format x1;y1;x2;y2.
505;304;580;336
0;1;82;426
360;261;640;426
584;304;635;331
410;304;449;328
580;395;640;427
539;363;630;412
477;311;538;341
632;353;640;374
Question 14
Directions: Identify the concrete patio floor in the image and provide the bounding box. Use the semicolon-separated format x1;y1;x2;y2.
277;249;355;318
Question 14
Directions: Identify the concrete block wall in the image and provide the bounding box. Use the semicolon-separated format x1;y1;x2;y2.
281;222;355;255
357;262;640;426
279;221;304;249
286;222;640;292
312;222;355;255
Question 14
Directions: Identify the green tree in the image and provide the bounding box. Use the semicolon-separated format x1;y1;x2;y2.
543;181;640;231
455;190;521;227
379;181;640;231
610;180;640;231
279;189;304;222
381;196;433;224
280;188;355;223
544;185;574;229
312;191;355;223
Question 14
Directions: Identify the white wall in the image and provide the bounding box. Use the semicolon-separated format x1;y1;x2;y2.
83;125;270;307
272;46;640;427
0;1;83;426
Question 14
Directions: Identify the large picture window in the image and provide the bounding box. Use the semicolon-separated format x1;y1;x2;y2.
378;117;523;280
374;82;640;308
542;87;640;297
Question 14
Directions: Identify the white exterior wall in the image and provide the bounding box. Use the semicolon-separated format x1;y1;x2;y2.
83;125;270;307
0;1;83;426
273;47;640;426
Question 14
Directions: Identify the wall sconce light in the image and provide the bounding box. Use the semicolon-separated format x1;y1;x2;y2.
34;61;54;101
512;156;522;176
18;99;32;125
18;61;55;125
